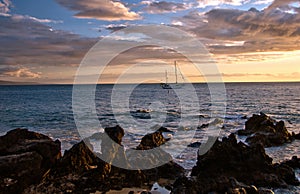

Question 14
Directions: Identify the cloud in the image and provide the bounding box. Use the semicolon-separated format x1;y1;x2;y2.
189;72;300;79
105;24;128;32
197;72;274;77
11;14;63;24
55;0;141;21
0;14;97;80
197;0;249;8
0;0;11;14
142;1;191;14
253;0;274;5
174;0;300;54
0;66;41;78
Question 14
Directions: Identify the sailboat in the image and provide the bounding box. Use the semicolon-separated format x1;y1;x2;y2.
160;70;172;89
160;61;184;89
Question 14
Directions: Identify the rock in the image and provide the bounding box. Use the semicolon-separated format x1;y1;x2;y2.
187;142;202;148
0;152;43;194
293;132;300;140
136;128;169;150
280;156;300;169
0;128;61;194
199;114;206;118
241;115;248;119
0;128;61;167
53;140;111;176
156;126;173;133
29;126;183;193
134;127;185;180
29;138;145;193
227;187;247;194
172;133;299;193
143;160;185;181
246;133;272;147
173;176;252;194
258;188;275;194
198;123;209;129
237;113;293;147
104;125;125;145
197;118;224;130
87;125;129;170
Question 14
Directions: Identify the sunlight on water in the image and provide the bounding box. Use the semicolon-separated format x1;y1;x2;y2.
0;83;299;174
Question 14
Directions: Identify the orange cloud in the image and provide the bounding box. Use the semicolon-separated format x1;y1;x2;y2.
56;0;141;21
175;0;300;54
1;66;41;78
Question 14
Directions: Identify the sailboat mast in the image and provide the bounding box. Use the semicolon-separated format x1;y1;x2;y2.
175;61;178;84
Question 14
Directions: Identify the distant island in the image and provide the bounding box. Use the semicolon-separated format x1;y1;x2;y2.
0;80;38;85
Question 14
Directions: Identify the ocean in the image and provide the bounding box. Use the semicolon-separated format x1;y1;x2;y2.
0;82;299;192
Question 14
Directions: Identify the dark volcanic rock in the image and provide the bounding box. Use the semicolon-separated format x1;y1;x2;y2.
293;132;300;140
29;138;144;193
104;125;125;145
25;126;184;193
172;134;299;193
0;152;43;194
237;113;294;147
156;126;173;133
280;156;300;169
187;142;202;148
198;123;209;129
136;127;170;150
135;127;185;180
0;128;61;194
0;128;61;166
54;140;110;176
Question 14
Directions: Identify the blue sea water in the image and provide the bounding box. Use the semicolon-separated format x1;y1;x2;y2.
0;82;299;192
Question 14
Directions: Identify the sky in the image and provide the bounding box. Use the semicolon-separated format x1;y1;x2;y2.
0;0;300;84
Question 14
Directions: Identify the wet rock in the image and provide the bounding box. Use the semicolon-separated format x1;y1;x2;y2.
29;126;183;193
136;127;170;150
237;113;293;147
134;127;185;180
280;156;300;169
198;123;209;129
241;115;248;119
245;133;272;147
142;160;185;181
258;188;275;194
227;187;247;194
173;133;299;193
53;140;110;176
86;126;129;170
156;126;173;133
29;138;145;193
0;128;61;194
246;112;275;132
0;152;43;194
187;142;202;148
104;125;125;145
293;132;300;140
198;118;224;130
0;128;61;167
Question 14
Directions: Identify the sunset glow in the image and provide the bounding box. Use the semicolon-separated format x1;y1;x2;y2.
1;0;300;84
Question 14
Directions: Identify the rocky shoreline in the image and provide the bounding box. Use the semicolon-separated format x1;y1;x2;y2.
0;113;300;194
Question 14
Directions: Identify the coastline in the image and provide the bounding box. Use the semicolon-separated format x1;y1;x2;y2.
1;113;300;194
1;81;300;86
